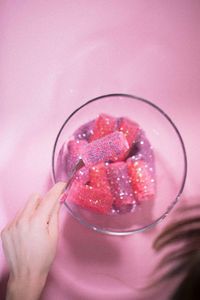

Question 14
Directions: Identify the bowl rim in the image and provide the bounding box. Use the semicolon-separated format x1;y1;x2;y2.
52;93;188;235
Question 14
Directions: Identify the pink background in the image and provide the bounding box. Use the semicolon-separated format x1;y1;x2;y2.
0;1;200;299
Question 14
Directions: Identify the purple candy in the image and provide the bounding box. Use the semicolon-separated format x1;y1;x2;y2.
128;130;155;171
80;131;129;167
74;120;95;141
107;162;136;213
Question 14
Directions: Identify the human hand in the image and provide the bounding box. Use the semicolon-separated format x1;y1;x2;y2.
1;182;66;300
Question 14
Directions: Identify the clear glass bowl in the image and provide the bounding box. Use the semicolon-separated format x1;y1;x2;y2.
52;94;187;235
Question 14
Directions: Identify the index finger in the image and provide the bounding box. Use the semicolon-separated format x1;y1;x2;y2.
37;182;67;218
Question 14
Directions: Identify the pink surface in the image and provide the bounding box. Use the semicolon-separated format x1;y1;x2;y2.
0;1;200;299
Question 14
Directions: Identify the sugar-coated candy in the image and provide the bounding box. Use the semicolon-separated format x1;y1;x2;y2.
127;159;156;202
89;163;110;192
90;114;117;141
74;120;95;141
80;131;129;167
129;130;155;170
74;166;89;184
67;181;113;214
117;117;139;146
57;113;156;216
107;162;136;213
65;139;88;178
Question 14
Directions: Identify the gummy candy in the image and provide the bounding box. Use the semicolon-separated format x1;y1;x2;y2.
117;117;139;146
130;130;155;170
80;131;129;167
74;166;89;184
74;120;95;141
89;163;110;192
127;159;156;202
67;181;113;214
90;114;117;141
65;140;87;178
107;162;136;213
57;114;156;215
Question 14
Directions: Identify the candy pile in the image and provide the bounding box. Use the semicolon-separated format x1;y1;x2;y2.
59;114;156;214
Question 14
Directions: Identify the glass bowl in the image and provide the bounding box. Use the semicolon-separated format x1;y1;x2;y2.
52;94;187;235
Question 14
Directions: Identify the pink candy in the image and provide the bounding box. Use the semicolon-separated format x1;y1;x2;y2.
67;181;113;214
127;159;156;202
90;113;117;141
117;117;139;146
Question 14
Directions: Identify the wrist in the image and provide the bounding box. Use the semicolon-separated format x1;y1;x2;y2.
7;274;47;300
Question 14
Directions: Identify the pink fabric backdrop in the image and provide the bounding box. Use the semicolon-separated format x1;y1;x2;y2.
0;1;200;299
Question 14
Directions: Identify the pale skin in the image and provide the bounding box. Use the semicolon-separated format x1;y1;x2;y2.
1;182;67;300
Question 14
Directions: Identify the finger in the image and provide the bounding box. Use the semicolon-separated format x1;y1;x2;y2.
48;195;62;222
48;202;61;237
38;182;66;218
1;228;17;273
19;193;41;219
3;209;21;231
